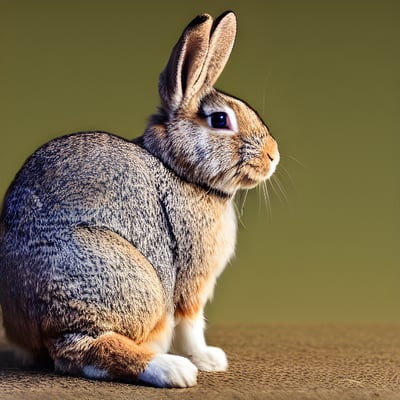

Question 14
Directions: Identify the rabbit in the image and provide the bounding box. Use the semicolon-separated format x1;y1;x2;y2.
0;11;279;388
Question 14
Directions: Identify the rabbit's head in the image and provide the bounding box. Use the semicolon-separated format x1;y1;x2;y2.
143;11;279;197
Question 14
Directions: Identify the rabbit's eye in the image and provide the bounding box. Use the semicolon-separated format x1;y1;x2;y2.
208;112;230;130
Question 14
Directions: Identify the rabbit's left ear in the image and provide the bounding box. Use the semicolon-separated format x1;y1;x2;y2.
204;11;237;88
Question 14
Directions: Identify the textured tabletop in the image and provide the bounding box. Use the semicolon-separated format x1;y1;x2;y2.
1;323;400;400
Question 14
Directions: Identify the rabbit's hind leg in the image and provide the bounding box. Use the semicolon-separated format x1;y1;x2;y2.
44;227;197;387
49;331;197;387
50;331;152;381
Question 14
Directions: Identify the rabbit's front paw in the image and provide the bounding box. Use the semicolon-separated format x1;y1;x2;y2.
190;346;228;372
138;354;198;388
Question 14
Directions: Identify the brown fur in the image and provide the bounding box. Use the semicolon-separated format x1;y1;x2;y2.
0;11;279;387
49;332;153;380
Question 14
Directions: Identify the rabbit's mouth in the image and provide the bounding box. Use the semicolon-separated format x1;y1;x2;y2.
238;153;279;189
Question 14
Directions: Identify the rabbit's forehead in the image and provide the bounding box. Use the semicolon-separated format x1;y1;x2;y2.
224;96;268;136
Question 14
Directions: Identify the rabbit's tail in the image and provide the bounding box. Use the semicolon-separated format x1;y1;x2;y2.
49;331;198;387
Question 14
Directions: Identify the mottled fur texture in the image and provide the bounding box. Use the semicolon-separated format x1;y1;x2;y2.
0;11;279;387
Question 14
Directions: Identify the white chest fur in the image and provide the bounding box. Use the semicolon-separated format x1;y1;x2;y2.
202;200;237;304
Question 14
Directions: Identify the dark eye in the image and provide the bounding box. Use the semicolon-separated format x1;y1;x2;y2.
208;112;230;129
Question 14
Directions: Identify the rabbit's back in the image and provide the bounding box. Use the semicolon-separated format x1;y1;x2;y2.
4;132;158;230
1;131;181;292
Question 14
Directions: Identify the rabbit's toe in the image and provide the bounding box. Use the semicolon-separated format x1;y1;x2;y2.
190;346;228;372
138;354;198;388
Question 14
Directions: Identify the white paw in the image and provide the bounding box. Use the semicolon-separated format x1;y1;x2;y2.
190;346;228;372
138;354;198;388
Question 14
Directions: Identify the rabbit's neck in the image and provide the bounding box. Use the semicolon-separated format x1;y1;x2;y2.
136;133;234;201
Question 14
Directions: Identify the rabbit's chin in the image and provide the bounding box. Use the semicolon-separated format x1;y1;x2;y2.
237;165;277;190
237;175;269;190
238;176;260;189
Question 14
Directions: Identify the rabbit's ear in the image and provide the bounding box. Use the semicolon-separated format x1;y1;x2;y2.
159;14;213;111
205;11;237;87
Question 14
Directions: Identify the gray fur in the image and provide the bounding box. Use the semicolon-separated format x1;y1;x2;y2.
0;11;279;383
0;132;228;342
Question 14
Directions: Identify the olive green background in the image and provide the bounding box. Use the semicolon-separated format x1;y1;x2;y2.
0;0;398;323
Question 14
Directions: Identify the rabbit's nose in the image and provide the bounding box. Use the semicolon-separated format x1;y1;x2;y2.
267;153;274;162
265;135;280;164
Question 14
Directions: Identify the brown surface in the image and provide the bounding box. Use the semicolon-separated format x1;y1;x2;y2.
1;323;400;399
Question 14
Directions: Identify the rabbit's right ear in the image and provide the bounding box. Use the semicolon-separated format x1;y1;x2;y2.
159;14;213;111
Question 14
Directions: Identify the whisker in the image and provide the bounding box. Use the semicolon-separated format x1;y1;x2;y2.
239;189;249;217
278;164;296;188
262;181;272;216
274;158;298;201
268;176;285;205
234;190;248;228
280;154;305;168
257;183;263;215
273;174;289;204
232;196;241;220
